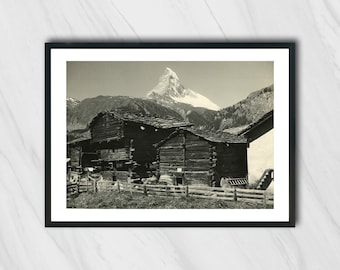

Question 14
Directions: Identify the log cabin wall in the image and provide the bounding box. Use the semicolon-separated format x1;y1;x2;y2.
93;139;130;162
215;143;248;181
158;132;185;177
90;114;124;143
91;139;132;182
184;133;212;185
158;131;212;186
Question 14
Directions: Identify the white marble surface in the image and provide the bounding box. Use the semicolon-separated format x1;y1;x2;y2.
1;0;340;269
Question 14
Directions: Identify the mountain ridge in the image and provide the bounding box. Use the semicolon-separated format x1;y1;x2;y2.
67;95;184;131
67;68;273;133
216;84;274;131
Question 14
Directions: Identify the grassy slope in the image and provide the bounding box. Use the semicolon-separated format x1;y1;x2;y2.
67;191;271;209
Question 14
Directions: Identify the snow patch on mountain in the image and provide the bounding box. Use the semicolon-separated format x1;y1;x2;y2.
67;97;80;109
146;67;220;111
172;89;220;110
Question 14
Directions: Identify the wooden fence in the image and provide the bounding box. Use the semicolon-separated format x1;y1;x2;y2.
67;180;273;207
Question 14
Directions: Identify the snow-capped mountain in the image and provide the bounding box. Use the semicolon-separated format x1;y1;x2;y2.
146;68;220;111
67;97;80;109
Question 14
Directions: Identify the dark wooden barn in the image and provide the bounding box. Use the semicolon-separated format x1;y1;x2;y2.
154;127;248;187
87;111;191;181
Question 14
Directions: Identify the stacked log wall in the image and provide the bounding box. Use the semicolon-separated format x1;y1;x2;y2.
159;133;184;175
184;133;211;185
99;148;129;161
158;132;212;186
91;116;123;143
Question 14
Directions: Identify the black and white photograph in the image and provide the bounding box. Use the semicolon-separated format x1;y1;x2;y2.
46;43;294;226
67;61;274;208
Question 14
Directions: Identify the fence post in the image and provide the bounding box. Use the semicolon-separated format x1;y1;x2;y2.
185;185;189;198
234;188;237;202
166;185;169;197
143;185;148;196
117;181;121;193
263;191;267;208
93;179;97;193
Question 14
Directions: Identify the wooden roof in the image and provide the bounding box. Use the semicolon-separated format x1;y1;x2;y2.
89;111;192;129
238;110;273;136
67;130;91;145
155;126;247;147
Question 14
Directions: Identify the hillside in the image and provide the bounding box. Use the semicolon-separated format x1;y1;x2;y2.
67;95;183;131
215;85;274;131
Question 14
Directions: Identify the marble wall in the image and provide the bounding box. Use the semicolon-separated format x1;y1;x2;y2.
1;0;340;269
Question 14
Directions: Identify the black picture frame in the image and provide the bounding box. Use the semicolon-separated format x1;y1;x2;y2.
45;42;295;227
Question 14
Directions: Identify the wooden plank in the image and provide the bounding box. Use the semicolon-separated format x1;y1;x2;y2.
185;164;210;170
186;152;210;159
160;157;185;162
189;186;233;193
236;189;266;195
186;158;211;163
189;194;235;201
159;163;184;168
185;141;210;147
185;145;210;150
189;189;234;197
159;150;183;156
183;171;210;175
236;193;264;199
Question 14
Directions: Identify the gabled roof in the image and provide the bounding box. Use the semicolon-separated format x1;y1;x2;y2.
67;130;91;145
155;126;247;147
89;111;192;129
238;110;273;136
184;127;247;143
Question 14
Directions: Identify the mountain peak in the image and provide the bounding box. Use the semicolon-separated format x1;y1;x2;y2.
163;67;179;80
146;68;220;111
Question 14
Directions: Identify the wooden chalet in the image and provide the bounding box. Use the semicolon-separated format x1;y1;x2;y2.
239;110;274;190
154;127;248;187
86;111;191;181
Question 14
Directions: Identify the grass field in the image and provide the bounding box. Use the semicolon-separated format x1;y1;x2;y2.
67;191;271;209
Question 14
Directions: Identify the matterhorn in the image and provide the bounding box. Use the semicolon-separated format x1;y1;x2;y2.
146;67;220;111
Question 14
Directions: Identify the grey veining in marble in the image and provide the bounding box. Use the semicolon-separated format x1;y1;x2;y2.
1;0;340;269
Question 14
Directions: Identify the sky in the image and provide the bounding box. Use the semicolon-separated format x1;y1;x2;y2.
67;61;273;108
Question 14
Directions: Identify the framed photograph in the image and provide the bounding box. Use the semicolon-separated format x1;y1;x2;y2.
45;42;295;227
